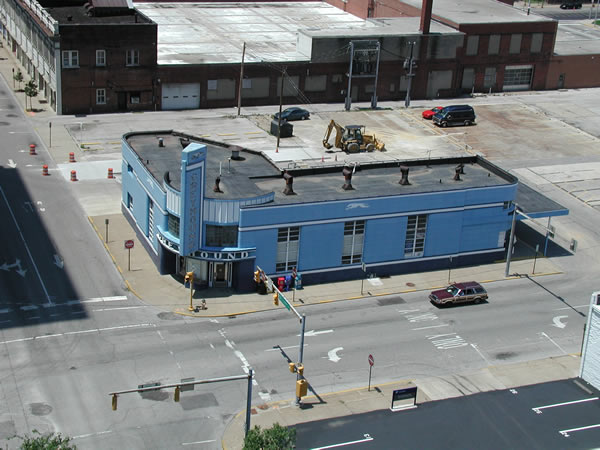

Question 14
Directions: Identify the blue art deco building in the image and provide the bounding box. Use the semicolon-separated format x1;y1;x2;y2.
121;130;567;292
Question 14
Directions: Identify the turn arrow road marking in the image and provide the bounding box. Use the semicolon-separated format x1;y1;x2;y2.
327;347;343;363
552;315;568;329
300;329;333;337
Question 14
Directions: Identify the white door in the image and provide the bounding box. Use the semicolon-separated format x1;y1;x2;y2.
161;83;200;110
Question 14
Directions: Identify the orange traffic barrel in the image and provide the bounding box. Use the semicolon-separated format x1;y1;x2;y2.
42;165;49;176
107;168;114;179
70;170;77;181
29;144;36;155
69;152;75;163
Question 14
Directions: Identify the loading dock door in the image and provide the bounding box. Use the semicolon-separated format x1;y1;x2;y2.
161;83;200;110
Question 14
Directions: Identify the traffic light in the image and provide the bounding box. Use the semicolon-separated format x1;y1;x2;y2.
273;292;279;306
184;271;194;288
289;362;296;373
174;386;180;403
296;379;308;398
254;270;260;283
112;394;118;411
297;364;304;376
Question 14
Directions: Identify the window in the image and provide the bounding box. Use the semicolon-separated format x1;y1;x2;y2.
484;67;496;89
404;215;427;257
276;227;299;272
205;225;238;247
207;80;218;91
488;35;500;55
96;88;106;105
126;49;139;66
342;220;365;265
465;35;479;56
504;65;533;89
130;92;140;104
96;49;106;66
127;164;133;173
530;33;543;53
168;214;180;237
127;193;133;211
62;50;79;68
509;34;522;54
462;68;475;90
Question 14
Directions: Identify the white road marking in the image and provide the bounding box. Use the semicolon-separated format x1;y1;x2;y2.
27;316;40;320
428;333;468;349
83;296;128;303
327;347;343;363
265;344;308;352
0;323;156;345
406;312;438;323
0;186;53;305
73;430;113;439
412;324;448;331
0;308;11;314
92;306;146;312
0;320;12;325
311;434;374;449
540;331;568;355
553;304;589;311
471;343;490;364
20;305;38;311
397;309;421;314
532;397;598;414
552;315;568;329
559;423;600;437
209;318;219;323
181;439;216;446
302;329;333;337
7;159;16;168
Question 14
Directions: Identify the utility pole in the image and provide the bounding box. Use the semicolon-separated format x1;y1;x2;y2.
404;42;416;108
345;42;354;111
237;42;246;116
276;67;286;152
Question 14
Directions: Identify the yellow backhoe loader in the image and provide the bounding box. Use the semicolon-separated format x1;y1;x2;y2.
322;120;385;153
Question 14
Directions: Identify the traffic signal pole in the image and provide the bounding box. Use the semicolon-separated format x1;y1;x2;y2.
296;314;306;406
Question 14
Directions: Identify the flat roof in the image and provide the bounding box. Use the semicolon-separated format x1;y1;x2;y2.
136;2;377;64
303;17;460;38
399;0;553;24
515;183;568;219
553;22;600;56
126;131;516;205
47;5;151;24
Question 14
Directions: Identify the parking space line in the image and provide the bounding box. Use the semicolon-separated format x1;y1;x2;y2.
559;423;600;437
532;397;598;414
311;435;374;449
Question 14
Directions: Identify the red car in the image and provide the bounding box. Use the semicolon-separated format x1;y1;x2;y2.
429;281;488;306
422;106;443;120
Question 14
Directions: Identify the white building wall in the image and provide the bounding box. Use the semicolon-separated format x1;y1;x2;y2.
580;293;600;391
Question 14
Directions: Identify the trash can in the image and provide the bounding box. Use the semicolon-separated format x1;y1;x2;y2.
271;119;293;138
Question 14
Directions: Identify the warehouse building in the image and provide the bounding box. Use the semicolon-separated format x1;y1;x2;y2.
121;130;568;292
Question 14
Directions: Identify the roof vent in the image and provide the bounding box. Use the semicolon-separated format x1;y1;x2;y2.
399;165;410;185
213;176;223;193
283;171;295;196
180;137;190;148
342;165;354;191
231;146;242;160
158;137;164;147
457;163;465;174
67;15;73;21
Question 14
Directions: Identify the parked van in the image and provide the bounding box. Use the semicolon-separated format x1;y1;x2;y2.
432;105;476;127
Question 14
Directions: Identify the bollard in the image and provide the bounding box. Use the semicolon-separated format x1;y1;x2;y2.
69;152;75;163
42;165;49;176
107;168;114;179
29;144;36;155
70;170;77;182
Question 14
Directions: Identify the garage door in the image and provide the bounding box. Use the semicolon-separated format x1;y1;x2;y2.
503;65;533;92
161;83;200;110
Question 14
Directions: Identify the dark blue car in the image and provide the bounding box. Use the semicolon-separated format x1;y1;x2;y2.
274;107;310;121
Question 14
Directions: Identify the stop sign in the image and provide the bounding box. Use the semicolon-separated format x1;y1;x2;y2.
368;354;374;366
124;239;134;249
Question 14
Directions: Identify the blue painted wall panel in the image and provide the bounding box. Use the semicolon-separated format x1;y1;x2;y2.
300;223;344;270
363;217;405;263
425;211;463;256
241;228;278;273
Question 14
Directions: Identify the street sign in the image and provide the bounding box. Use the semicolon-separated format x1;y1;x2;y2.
279;292;291;311
368;354;374;366
362;262;366;272
124;239;134;249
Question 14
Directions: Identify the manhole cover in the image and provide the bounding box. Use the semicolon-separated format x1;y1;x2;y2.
406;282;415;287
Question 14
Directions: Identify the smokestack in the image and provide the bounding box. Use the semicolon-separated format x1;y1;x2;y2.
399;165;410;185
420;0;433;34
453;165;462;181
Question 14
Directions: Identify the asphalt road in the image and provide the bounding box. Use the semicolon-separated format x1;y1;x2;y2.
295;379;600;450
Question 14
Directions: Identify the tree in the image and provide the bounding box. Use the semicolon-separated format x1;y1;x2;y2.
24;79;38;111
11;430;77;449
243;423;295;450
13;68;23;91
